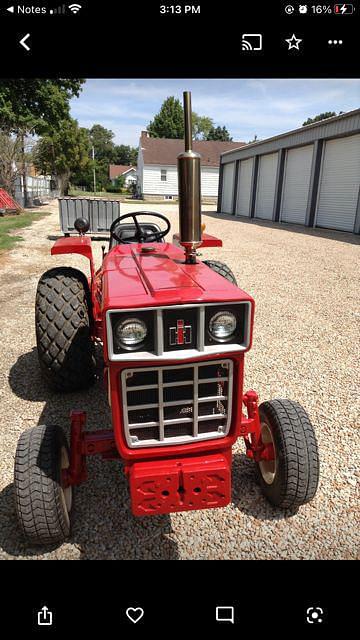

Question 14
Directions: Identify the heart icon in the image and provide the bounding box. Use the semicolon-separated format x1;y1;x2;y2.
126;607;144;624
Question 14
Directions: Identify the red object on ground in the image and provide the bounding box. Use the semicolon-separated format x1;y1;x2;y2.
0;189;21;211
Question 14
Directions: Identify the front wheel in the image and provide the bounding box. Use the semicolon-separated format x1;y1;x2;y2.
14;424;73;545
202;260;237;285
256;399;320;509
35;267;95;392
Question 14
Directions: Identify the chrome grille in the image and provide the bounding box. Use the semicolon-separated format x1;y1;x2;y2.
121;360;233;448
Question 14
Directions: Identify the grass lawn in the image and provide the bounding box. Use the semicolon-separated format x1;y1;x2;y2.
0;210;51;252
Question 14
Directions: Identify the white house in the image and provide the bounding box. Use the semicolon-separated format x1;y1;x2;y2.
137;132;245;202
109;164;137;187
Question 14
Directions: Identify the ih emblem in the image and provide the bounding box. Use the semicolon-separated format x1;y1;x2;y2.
170;319;192;346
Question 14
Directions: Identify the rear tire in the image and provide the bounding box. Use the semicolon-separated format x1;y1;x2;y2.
202;260;237;285
14;424;73;545
35;267;95;392
256;399;319;509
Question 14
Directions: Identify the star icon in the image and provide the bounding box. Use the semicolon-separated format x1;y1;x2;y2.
285;34;303;50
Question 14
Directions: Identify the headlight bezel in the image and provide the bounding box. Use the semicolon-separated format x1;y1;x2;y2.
115;316;148;348
208;310;237;341
110;310;155;354
205;304;247;345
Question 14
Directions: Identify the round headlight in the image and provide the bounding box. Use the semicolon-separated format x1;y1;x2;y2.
209;311;237;340
115;317;147;346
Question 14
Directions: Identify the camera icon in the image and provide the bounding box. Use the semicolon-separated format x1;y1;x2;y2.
306;607;324;624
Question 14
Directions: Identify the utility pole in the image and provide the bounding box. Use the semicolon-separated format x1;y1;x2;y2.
21;131;29;208
92;145;96;196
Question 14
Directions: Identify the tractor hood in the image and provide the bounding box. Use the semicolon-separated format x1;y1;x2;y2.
101;243;253;311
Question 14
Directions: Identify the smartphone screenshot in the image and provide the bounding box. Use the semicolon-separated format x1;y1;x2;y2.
0;0;358;633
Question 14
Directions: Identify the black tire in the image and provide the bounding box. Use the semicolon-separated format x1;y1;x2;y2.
202;260;237;285
35;266;95;392
256;399;319;509
14;424;73;545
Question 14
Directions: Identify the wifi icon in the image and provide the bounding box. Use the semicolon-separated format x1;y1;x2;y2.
68;3;82;13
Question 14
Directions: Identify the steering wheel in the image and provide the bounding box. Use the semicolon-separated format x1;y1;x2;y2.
110;211;171;244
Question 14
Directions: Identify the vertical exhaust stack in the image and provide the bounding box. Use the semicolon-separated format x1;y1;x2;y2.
177;91;202;264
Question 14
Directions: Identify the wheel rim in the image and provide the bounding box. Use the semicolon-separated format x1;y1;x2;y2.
60;446;72;526
258;422;277;485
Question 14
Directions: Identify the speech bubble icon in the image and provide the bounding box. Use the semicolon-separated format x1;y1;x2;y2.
216;606;235;624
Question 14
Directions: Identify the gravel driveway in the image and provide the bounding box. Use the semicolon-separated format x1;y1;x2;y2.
0;200;359;560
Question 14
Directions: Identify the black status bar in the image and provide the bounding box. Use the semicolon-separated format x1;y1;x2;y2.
0;2;358;77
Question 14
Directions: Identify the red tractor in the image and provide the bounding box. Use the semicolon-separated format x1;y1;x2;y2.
14;93;319;545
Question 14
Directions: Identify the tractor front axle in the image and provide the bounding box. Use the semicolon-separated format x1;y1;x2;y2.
61;392;273;510
62;411;118;488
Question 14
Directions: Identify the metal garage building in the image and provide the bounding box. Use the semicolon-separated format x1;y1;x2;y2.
217;109;360;233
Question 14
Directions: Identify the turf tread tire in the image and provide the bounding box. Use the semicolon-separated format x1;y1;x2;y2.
14;424;71;545
257;399;319;509
202;260;237;285
35;267;95;392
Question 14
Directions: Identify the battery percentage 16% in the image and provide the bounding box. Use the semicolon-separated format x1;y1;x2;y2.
311;5;333;13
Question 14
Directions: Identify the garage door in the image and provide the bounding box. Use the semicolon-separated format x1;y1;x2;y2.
235;158;254;217
255;153;278;219
280;145;314;224
221;162;235;214
315;134;360;232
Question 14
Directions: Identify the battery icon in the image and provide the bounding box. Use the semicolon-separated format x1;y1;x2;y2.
334;4;354;13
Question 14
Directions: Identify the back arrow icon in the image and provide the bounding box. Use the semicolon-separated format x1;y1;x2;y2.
20;33;30;51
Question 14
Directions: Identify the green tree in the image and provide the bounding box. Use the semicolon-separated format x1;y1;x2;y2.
147;97;184;139
34;119;91;196
73;158;110;192
116;175;125;189
113;144;138;166
96;158;113;190
302;111;342;126
0;79;84;134
73;128;138;191
0;79;84;204
0;131;23;196
206;125;232;141
146;96;233;142
192;113;214;140
89;124;115;161
109;175;126;193
71;125;114;190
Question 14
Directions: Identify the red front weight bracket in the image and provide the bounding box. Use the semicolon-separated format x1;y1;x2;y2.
129;453;231;516
62;411;118;488
242;390;275;463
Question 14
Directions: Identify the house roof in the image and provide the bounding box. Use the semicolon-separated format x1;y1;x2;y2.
109;165;136;179
140;134;246;167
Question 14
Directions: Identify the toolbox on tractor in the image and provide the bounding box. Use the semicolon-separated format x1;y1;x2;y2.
14;92;319;545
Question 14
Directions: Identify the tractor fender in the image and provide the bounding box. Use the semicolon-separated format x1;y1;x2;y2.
51;236;95;278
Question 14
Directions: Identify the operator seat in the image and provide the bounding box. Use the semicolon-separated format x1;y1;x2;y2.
109;222;165;248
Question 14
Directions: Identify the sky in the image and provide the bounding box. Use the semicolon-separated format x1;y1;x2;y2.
70;79;360;148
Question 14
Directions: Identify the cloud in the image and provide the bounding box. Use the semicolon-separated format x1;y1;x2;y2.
70;78;360;146
83;80;170;100
71;102;152;122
